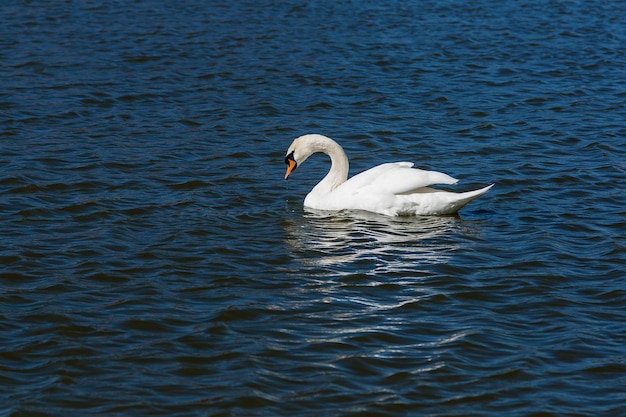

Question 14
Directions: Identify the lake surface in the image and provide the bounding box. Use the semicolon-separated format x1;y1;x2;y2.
2;0;626;415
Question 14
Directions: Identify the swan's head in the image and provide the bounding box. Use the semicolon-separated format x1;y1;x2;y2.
284;135;322;180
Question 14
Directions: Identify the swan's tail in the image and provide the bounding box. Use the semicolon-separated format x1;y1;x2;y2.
400;184;494;215
443;183;494;214
459;183;494;201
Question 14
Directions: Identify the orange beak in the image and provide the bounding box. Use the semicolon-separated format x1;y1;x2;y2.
285;158;297;180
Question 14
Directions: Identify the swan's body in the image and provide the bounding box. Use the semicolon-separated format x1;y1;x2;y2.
284;134;493;216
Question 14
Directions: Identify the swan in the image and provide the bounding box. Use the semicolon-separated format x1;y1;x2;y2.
284;134;493;216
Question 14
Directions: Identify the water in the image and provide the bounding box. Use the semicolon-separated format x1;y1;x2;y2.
2;0;626;415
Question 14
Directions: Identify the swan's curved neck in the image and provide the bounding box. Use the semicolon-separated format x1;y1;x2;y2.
314;136;349;192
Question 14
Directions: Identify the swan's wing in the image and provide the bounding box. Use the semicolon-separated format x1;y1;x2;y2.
337;162;458;196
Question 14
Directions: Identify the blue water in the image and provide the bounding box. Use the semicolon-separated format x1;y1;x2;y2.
2;1;626;415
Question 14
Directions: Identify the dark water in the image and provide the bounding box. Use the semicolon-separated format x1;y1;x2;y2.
2;0;626;415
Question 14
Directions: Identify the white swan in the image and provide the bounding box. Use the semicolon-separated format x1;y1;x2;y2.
284;134;493;216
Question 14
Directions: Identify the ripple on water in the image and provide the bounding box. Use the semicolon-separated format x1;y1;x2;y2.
2;0;626;415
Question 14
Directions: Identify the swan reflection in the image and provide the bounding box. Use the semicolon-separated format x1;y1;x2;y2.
284;209;467;276
282;210;479;349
